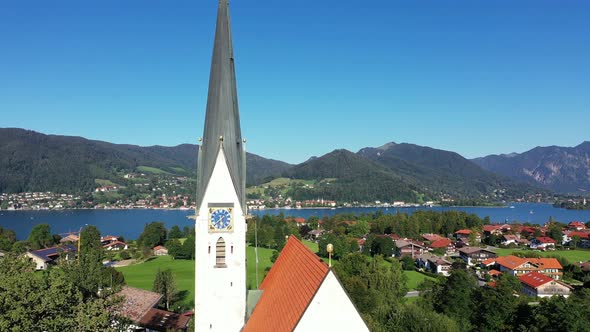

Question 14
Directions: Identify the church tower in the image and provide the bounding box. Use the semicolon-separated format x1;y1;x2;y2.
194;0;247;331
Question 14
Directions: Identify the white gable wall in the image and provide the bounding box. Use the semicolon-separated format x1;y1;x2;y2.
294;270;369;332
195;149;246;332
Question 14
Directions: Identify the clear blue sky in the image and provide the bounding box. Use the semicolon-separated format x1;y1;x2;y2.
1;0;589;164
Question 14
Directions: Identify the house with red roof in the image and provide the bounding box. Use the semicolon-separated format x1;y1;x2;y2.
488;269;502;278
530;237;557;250
562;230;590;248
416;253;452;276
243;236;369;332
103;240;128;251
501;234;519;246
486;255;563;280
421;233;443;242
428;238;456;254
285;217;307;225
458;247;496;266
518;272;572;298
454;229;481;243
153;245;168;256
483;224;503;236
395;239;426;257
568;221;587;231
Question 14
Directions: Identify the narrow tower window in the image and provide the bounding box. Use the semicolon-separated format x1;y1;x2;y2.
215;238;226;268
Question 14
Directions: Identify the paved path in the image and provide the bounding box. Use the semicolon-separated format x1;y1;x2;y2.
405;291;421;298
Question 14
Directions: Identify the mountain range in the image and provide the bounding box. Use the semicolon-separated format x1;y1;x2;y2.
0;128;290;193
1;128;586;201
472;142;590;194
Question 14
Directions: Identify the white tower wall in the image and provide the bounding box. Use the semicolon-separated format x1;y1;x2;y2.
195;149;246;331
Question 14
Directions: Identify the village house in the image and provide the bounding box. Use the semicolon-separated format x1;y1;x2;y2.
428;238;456;255
285;217;307;225
421;233;443;242
519;272;572;298
482;224;503;237
305;229;325;241
116;286;190;331
454;229;481;243
530;237;557;250
489;255;563;280
562;231;590;248
395;239;426;257
501;234;519;246
416;253;452;276
568;221;587;231
25;245;77;270
153;245;168;256
103;240;128;251
458;247;497;266
59;233;79;244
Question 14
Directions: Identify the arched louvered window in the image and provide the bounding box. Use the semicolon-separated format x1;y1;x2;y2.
216;238;226;268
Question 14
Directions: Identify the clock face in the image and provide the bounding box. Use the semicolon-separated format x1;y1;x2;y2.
210;208;232;231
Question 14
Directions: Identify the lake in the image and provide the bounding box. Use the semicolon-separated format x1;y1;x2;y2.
1;203;589;240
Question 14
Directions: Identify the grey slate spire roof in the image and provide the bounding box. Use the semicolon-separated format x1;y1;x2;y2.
196;0;246;212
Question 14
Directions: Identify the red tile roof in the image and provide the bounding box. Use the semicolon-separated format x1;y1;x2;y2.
285;217;306;224
535;237;557;244
529;258;562;270
482;258;496;266
568;221;586;228
488;270;502;276
568;231;590;239
455;229;472;235
422;233;443;242
429;238;453;248
483;225;502;232
153;245;167;251
102;240;127;248
519;271;554;288
496;255;528;270
243;236;329;332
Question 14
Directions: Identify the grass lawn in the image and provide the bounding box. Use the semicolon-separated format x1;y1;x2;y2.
95;179;118;186
302;240;319;253
246;245;274;289
404;271;435;290
494;248;590;263
117;246;275;307
136;166;171;175
117;256;195;307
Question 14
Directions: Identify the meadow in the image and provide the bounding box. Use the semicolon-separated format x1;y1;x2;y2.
117;239;428;309
494;248;590;263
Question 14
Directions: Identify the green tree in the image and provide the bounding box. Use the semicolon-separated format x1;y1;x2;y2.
168;225;183;239
318;233;349;259
400;255;415;271
0;254;127;331
167;239;183;259
137;222;167;249
547;224;563;244
64;225;107;297
182;236;195;260
384;303;459;332
432;268;478;331
27;223;54;249
153;269;178;310
349;220;370;238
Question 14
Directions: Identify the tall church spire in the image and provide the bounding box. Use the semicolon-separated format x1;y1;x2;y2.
197;0;245;212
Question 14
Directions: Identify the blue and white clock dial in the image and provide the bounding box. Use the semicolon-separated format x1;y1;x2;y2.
211;208;232;230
